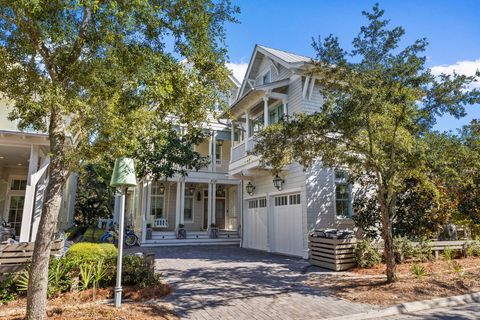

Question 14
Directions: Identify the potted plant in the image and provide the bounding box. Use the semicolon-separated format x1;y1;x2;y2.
176;223;187;239
146;223;152;240
209;223;219;239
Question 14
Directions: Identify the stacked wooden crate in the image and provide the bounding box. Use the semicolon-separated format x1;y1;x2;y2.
309;232;356;271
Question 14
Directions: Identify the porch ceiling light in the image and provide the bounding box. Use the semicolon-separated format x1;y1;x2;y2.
217;139;224;146
273;174;284;191
246;181;255;196
159;182;165;195
188;184;195;195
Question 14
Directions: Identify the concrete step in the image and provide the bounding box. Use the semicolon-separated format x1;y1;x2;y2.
142;238;241;246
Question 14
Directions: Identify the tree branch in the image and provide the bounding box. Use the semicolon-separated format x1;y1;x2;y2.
64;4;92;68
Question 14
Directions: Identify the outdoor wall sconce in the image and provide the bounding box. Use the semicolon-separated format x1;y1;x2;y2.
273;174;285;191
246;181;256;196
217;139;224;147
197;191;202;201
188;184;195;195
216;185;226;197
159;182;165;194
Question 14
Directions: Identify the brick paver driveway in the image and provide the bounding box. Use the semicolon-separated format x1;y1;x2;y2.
133;245;373;320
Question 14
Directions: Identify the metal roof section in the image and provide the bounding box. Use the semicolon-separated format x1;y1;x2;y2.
257;45;312;65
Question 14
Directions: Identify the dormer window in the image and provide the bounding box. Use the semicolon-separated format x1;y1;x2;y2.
262;70;271;84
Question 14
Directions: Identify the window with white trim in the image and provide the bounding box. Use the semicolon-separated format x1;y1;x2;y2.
274;195;288;206
248;199;258;209
259;198;267;208
10;179;27;191
150;182;164;219
335;170;352;218
216;142;222;160
184;195;194;222
269;104;285;124
249;115;264;136
289;194;301;205
262;70;271;84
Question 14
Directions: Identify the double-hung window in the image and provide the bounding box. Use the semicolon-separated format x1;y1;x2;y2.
184;194;194;222
150;182;165;219
335;170;352;218
249;115;264;136
269;104;285;124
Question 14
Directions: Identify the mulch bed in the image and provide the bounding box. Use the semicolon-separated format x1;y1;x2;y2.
0;282;178;319
306;256;480;306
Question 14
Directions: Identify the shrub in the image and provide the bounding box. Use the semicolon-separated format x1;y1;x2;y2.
410;264;427;278
466;240;480;257
0;275;17;303
451;261;465;278
67;242;117;262
413;238;434;262
354;239;381;268
443;246;453;261
394;236;415;263
82;226;104;243
122;255;160;288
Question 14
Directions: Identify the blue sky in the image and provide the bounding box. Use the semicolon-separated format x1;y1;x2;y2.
224;0;480;132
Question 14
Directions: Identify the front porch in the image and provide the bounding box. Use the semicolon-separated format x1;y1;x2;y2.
135;175;242;245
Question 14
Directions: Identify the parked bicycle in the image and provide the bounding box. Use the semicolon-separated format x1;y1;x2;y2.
100;223;139;247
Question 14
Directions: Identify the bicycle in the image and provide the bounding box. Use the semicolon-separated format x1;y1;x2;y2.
100;224;139;247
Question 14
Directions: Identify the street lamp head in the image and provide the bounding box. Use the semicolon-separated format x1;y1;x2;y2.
110;157;137;188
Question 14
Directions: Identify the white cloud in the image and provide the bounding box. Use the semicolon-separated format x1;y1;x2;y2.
431;59;480;89
226;61;248;83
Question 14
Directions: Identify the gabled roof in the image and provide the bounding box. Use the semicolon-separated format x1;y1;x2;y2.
257;45;312;65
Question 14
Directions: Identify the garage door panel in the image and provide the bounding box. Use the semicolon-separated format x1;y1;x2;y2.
272;193;304;257
244;198;268;251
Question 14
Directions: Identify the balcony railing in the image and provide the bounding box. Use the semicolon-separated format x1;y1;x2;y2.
231;136;257;163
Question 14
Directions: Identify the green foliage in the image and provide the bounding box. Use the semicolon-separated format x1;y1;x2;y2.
443;246;453;261
75;164;114;226
451;261;465;278
81;227;105;243
122;255;160;288
466;240;480;257
354;240;382;268
413;239;434;262
410;264;427;278
67;242;117;262
0;275;17;303
393;236;416;263
253;4;480;282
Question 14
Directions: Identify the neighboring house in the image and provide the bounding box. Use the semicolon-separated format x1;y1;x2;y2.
225;45;354;259
0;100;77;242
127;75;243;246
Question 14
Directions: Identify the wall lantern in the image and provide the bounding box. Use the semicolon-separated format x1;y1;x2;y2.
217;139;224;147
246;181;256;196
159;182;165;195
110;157;137;308
216;185;225;197
188;184;195;195
273;174;284;191
197;191;202;201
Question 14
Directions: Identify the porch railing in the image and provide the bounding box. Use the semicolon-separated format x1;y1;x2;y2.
154;218;169;228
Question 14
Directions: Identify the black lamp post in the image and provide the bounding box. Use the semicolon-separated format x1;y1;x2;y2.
273;175;284;191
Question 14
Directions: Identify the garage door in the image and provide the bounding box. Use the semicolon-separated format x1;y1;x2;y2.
243;198;268;251
272;193;304;257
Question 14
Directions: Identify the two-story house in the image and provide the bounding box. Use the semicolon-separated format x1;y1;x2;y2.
130;75;243;246
0;99;77;242
227;45;354;259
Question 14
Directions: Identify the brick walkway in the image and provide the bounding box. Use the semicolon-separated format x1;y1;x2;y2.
132;245;374;319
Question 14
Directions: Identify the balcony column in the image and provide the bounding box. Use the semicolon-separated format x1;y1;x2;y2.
208;131;213;171
175;180;182;229
263;96;269;128
179;180;185;225
230;121;235;161
282;99;288;116
244;111;249;156
211;180;217;226
212;130;217;173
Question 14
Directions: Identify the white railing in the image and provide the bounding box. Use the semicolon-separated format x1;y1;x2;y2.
154;218;169;228
215;159;229;172
232;141;246;162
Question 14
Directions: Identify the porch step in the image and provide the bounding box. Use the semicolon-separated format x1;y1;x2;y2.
151;231;240;241
142;237;241;247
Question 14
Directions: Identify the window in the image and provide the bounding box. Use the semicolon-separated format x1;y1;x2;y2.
248;200;258;209
289;194;301;205
274;195;288;206
262;70;271;84
150;182;164;218
249;115;264;136
216;142;222;160
184;195;194;222
335;170;351;218
269;104;285;124
259;198;267;208
10;179;27;191
8;196;24;235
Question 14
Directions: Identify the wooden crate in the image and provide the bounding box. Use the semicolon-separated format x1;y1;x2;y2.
0;240;64;274
309;235;357;271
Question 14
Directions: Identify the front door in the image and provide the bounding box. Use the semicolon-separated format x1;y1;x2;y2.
215;198;226;229
8;195;25;236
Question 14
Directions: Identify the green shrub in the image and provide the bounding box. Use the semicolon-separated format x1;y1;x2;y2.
410;263;427;278
0;275;17;303
122;255;160;288
466;240;480;257
82;226;104;243
67;242;117;262
413;238;434;262
354;239;381;268
443;246;453;261
451;261;465;278
394;236;415;263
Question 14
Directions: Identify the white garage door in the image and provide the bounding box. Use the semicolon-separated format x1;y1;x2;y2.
243;198;268;251
272;193;304;257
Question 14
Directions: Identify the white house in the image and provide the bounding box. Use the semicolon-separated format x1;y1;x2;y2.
0;100;77;242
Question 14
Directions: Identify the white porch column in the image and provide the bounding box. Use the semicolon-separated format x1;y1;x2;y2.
19;144;39;242
140;180;148;243
244;111;249;155
175;180;182;228
207;182;213;228
208;132;213;171
211;180;217;225
179;180;185;225
212;130;217;173
263;96;269;127
230;121;235;161
282;99;288;116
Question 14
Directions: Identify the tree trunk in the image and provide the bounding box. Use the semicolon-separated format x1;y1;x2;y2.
380;203;396;283
26;110;68;320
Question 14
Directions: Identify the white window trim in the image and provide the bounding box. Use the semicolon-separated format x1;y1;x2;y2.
262;69;272;85
334;174;353;220
183;194;194;223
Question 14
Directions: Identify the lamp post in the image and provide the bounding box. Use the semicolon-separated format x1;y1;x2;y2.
110;157;137;308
